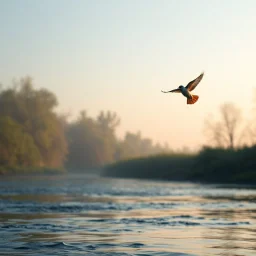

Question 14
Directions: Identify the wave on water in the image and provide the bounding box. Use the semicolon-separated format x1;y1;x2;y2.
0;175;255;256
10;241;197;256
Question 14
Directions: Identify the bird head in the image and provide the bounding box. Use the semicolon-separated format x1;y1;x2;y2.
179;85;183;89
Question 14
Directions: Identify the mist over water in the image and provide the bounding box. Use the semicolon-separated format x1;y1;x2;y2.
0;174;255;256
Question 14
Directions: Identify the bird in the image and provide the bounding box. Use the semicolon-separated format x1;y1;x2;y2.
161;72;204;104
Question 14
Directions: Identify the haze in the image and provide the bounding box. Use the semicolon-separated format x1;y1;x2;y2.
1;0;256;150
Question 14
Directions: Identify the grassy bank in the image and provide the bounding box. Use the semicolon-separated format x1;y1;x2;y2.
103;146;256;184
0;166;66;175
103;153;195;181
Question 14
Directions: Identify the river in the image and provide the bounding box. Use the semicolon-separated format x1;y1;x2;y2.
0;174;255;256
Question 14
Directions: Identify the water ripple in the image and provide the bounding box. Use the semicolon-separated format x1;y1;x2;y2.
0;174;255;256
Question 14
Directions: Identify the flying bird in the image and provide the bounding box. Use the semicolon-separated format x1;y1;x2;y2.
161;72;204;104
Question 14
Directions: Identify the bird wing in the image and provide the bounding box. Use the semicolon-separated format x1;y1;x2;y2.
185;72;204;92
161;88;181;93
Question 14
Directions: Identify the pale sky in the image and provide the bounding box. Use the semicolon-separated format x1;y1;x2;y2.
1;0;256;150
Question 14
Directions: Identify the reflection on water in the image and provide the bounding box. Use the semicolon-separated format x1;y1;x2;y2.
0;174;255;256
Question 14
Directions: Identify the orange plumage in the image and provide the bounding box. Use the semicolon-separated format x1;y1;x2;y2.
187;95;199;104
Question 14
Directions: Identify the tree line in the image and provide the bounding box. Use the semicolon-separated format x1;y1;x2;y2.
104;100;256;184
0;77;170;173
1;76;256;183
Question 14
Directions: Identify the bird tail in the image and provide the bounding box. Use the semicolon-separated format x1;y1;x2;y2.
187;95;199;104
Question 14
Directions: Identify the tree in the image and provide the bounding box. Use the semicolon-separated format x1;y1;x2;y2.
97;110;120;132
0;77;67;167
117;131;170;160
66;111;108;169
204;103;242;149
0;116;41;166
96;111;120;163
245;89;256;145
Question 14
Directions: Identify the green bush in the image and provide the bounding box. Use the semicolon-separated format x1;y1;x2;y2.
103;147;256;184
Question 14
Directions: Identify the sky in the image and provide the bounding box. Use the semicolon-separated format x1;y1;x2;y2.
1;0;256;151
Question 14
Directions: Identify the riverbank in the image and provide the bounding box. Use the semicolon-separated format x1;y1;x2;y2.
103;147;256;185
0;166;65;175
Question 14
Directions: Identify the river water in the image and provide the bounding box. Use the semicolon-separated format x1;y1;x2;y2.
0;174;255;256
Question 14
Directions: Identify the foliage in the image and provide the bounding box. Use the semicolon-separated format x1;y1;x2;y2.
0;116;41;166
0;77;67;169
66;111;111;169
190;146;256;183
103;153;195;180
0;165;65;175
103;147;256;184
116;131;170;161
65;110;170;170
0;77;170;174
1;77;256;184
